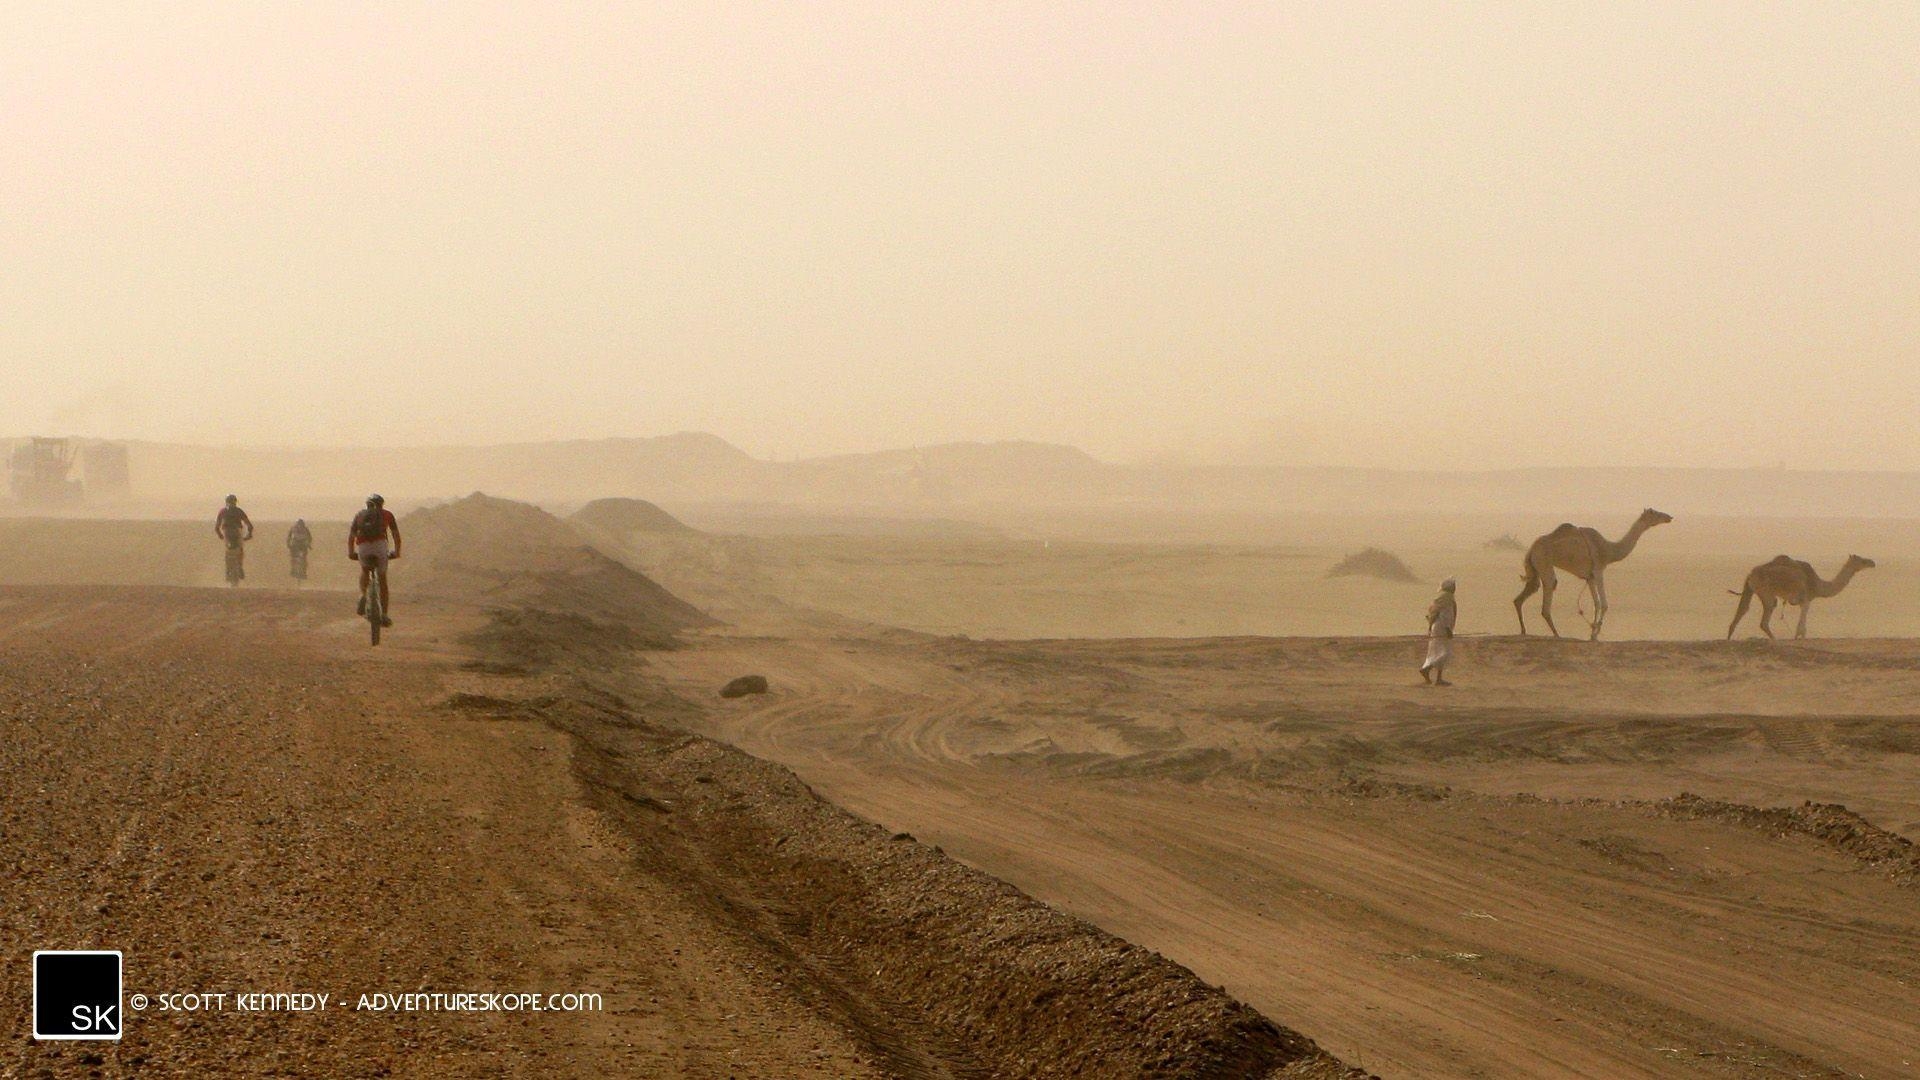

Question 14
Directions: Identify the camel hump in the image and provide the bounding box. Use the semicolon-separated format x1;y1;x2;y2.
1768;554;1795;564
1549;522;1578;536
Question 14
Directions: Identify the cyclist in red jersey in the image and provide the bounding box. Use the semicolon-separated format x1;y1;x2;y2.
348;494;402;626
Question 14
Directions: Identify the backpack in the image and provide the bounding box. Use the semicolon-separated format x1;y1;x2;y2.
352;509;387;542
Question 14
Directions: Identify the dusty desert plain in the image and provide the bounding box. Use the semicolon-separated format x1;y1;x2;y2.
2;498;1917;1079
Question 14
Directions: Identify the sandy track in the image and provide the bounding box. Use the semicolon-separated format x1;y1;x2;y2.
652;629;1920;1079
2;584;1359;1079
0;586;884;1078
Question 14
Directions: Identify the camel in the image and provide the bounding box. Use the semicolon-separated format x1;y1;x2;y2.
1726;554;1875;640
1513;508;1672;640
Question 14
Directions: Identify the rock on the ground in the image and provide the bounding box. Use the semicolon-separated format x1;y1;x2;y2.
720;675;770;698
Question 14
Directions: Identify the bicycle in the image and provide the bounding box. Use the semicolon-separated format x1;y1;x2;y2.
363;560;385;645
224;537;246;587
356;545;400;646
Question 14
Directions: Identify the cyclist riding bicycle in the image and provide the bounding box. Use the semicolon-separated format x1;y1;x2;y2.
287;518;313;581
215;494;254;546
215;495;254;582
348;494;402;627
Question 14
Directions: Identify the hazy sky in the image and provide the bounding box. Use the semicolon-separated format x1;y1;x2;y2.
4;3;1917;468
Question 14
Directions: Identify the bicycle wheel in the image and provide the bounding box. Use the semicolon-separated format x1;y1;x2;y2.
367;568;383;646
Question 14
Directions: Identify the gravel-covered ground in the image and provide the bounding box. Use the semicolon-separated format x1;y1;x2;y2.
0;587;888;1077
1;584;1352;1078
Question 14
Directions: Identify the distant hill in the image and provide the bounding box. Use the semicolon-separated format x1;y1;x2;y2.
114;432;759;505
675;510;1005;540
23;431;1920;521
571;497;698;536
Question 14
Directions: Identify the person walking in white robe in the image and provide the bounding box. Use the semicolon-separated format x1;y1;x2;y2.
1422;578;1457;686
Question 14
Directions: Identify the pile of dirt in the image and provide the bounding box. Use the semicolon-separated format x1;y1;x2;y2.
719;674;769;698
1484;533;1525;551
1653;793;1919;886
400;493;714;645
473;617;1368;1079
554;700;1367;1079
568;498;803;622
1304;773;1918;886
1325;547;1418;583
570;497;698;536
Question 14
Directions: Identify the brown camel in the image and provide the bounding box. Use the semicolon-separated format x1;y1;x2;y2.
1513;508;1672;639
1726;554;1875;640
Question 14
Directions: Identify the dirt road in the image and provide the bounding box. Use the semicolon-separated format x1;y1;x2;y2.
0;586;897;1078
3;584;1361;1079
652;629;1920;1079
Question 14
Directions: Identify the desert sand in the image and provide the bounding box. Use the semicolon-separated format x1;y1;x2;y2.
608;505;1920;1077
21;3;1920;1074
649;628;1920;1078
4;497;1916;1078
0;502;1363;1079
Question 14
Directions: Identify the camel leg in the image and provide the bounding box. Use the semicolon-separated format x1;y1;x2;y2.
1727;589;1753;639
1540;572;1561;638
1795;601;1810;640
1514;575;1541;636
1589;573;1609;641
1573;580;1595;633
1759;597;1777;640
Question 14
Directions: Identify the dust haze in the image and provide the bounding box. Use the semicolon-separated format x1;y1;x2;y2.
8;3;1920;466
5;6;1919;1080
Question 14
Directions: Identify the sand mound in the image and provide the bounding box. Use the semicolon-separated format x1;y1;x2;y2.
567;499;812;623
531;688;1366;1078
400;493;713;640
1484;533;1525;551
719;674;769;698
1326;547;1418;583
1653;794;1919;886
571;497;698;536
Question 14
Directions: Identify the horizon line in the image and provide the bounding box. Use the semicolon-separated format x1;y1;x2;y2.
6;432;1917;477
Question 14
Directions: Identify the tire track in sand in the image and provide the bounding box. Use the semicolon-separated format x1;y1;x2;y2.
651;630;1920;1079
